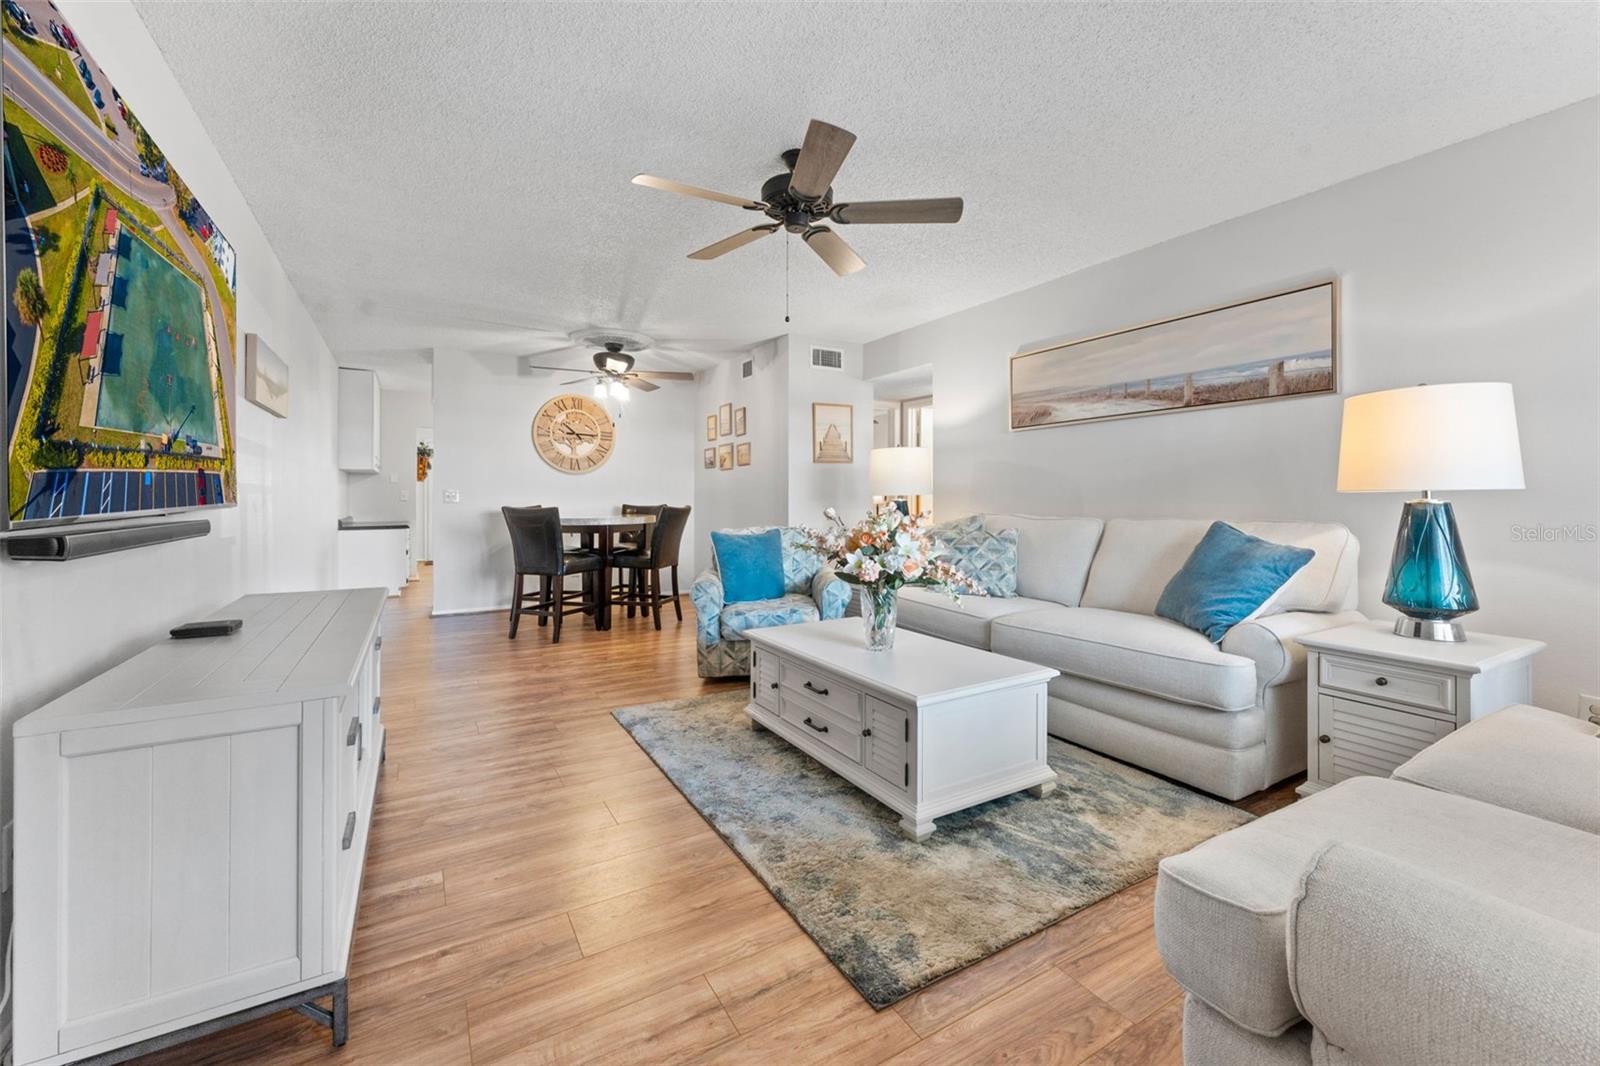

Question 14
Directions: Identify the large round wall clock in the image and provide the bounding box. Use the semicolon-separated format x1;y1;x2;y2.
532;394;616;474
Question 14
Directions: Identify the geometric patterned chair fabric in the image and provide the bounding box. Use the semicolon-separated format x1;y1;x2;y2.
692;526;851;678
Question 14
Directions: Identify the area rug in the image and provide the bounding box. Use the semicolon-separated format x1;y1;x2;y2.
613;690;1251;1008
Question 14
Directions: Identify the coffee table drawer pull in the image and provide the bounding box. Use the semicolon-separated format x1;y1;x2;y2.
861;727;872;737
1375;676;1388;687
803;681;829;697
346;719;359;747
803;717;829;734
341;811;357;851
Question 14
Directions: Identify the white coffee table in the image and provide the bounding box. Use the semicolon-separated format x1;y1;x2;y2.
745;618;1060;840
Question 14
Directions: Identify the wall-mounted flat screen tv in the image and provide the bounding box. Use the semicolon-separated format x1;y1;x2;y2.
3;3;237;531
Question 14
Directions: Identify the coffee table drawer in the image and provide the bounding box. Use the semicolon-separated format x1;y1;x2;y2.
780;664;862;723
1319;655;1454;717
781;690;862;763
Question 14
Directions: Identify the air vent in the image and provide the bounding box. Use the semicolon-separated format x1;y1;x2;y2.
742;359;754;379
811;347;843;370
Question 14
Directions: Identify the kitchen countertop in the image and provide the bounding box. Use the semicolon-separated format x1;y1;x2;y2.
337;518;411;531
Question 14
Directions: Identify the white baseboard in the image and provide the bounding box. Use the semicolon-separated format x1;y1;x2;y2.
430;604;510;618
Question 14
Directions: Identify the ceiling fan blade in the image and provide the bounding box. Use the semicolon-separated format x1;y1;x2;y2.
622;376;661;393
632;174;764;210
632;371;697;382
802;226;865;277
831;197;964;225
523;363;582;373
687;224;778;261
560;376;594;386
789;119;856;201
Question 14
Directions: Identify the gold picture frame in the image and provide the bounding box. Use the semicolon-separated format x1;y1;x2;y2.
812;402;853;463
717;443;734;470
706;414;718;441
1008;279;1339;431
735;442;751;466
718;403;733;437
703;447;716;469
733;406;747;436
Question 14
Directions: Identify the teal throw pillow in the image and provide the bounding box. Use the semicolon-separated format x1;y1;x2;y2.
1156;522;1315;643
711;528;785;604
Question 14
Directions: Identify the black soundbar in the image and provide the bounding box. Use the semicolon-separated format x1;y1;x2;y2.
3;519;211;560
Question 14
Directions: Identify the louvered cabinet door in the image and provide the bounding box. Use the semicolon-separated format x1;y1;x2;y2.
1315;694;1454;785
863;698;909;792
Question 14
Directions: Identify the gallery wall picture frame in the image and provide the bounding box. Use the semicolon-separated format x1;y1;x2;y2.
1008;279;1339;431
733;406;747;436
717;443;734;470
703;447;716;469
735;442;751;466
243;333;289;418
812;402;854;463
718;402;733;437
706;414;718;441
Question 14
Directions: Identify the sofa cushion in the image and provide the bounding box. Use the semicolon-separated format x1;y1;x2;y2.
1155;776;1600;1037
1081;518;1357;616
1156;522;1315;642
992;607;1257;712
979;514;1104;607
719;593;819;640
1392;704;1600;833
896;586;1059;650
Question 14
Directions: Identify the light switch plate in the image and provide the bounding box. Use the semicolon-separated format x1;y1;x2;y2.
443;490;461;503
1582;693;1600;725
399;489;409;503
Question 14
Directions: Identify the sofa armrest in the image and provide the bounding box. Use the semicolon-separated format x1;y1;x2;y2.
1221;610;1365;693
811;567;851;620
1289;842;1600;1066
690;569;724;646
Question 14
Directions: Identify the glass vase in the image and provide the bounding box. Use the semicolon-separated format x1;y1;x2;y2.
859;584;898;652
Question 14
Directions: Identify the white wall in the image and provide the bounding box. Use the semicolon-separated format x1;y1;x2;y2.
691;341;787;574
864;99;1600;714
344;387;432;522
783;336;873;532
430;350;696;614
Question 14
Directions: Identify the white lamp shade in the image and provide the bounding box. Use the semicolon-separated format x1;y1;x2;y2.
1337;382;1524;493
870;446;933;497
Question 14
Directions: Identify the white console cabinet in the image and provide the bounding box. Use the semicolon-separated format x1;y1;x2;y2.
13;589;388;1066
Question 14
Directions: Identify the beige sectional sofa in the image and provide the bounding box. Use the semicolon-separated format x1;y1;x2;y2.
897;515;1363;799
1156;703;1600;1066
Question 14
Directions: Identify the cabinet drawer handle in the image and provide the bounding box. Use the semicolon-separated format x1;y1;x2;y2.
342;811;357;851
375;636;383;651
1374;676;1389;687
346;719;360;747
861;727;872;737
769;681;779;690
803;681;829;697
1318;734;1331;744
372;696;381;716
803;717;830;734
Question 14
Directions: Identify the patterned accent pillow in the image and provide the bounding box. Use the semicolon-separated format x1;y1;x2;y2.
939;525;1019;598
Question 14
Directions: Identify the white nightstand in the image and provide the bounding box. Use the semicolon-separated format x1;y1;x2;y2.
1296;621;1545;796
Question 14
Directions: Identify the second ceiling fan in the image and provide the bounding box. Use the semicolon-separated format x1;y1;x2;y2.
634;119;964;277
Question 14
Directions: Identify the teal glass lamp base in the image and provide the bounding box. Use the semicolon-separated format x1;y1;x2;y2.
1381;498;1477;643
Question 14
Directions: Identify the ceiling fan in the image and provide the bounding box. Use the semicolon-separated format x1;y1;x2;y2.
633;119;964;277
523;339;695;404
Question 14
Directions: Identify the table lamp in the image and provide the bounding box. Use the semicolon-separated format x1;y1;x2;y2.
1337;382;1523;641
869;446;932;515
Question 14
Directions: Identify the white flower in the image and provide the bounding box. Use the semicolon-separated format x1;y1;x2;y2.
858;558;882;582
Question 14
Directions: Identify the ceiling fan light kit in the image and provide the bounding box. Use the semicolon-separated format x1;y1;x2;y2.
634;118;965;277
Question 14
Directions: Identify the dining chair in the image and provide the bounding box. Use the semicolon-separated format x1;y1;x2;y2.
614;503;664;554
501;505;602;642
613;504;691;630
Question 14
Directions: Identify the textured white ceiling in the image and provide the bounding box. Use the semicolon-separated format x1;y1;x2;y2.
133;1;1597;366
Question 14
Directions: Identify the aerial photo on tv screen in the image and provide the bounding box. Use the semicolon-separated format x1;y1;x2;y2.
4;0;237;527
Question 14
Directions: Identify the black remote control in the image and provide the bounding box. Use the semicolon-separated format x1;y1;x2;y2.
170;619;244;639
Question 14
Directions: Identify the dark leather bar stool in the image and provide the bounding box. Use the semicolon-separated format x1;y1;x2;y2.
614;503;664;554
613;504;691;630
502;505;601;642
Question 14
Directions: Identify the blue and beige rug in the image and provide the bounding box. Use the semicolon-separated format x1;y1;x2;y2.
613;691;1251;1008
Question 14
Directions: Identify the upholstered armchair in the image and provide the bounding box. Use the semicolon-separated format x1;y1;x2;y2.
691;526;852;678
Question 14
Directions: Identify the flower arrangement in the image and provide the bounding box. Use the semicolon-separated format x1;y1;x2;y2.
801;505;981;649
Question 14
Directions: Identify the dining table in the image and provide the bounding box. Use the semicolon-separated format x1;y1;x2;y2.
561;513;656;631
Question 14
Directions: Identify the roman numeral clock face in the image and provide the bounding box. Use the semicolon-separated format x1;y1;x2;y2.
532;394;616;473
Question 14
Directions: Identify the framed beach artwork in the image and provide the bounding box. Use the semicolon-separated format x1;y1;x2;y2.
718;402;733;436
734;406;746;436
736;442;751;466
717;443;734;470
812;402;853;463
1009;281;1338;430
703;447;716;469
706;414;718;441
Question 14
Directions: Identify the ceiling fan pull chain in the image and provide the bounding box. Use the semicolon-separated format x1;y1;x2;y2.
784;233;791;324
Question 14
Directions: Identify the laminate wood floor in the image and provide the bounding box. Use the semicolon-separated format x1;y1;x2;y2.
133;567;1296;1066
